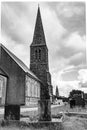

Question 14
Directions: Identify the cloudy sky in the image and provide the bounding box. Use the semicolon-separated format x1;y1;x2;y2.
1;2;86;96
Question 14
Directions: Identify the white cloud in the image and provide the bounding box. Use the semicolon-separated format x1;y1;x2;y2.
41;5;67;54
58;80;79;97
58;80;87;97
1;34;29;67
63;65;75;71
65;32;86;51
55;2;86;36
52;65;87;95
1;3;34;44
63;64;87;72
70;52;84;62
78;69;87;83
56;2;85;18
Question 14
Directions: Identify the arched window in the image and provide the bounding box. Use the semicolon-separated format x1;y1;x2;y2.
35;50;38;59
39;49;41;60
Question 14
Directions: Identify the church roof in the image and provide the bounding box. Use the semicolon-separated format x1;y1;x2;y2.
0;43;40;82
31;6;46;46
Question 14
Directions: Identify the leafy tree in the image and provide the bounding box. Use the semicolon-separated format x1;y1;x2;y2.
69;89;84;98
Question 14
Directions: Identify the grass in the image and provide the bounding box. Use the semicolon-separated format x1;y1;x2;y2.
0;120;63;130
0;104;87;130
20;104;87;119
51;104;87;114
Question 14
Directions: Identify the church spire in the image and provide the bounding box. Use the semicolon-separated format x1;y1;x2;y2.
32;6;46;45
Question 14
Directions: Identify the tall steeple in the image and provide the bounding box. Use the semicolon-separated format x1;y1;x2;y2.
30;5;52;121
32;6;46;45
30;6;49;83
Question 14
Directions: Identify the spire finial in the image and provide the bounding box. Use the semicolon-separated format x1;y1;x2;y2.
38;3;39;8
38;3;40;12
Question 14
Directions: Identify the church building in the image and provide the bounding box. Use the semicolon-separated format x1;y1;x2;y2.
0;5;53;116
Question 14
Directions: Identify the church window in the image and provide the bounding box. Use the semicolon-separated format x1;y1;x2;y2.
0;79;3;98
39;49;41;60
35;49;38;59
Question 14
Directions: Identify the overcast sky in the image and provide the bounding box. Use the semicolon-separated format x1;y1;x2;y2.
1;2;86;96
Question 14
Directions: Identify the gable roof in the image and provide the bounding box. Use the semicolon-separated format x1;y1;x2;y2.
0;43;40;82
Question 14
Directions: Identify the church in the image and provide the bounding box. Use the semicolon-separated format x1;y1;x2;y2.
0;6;53;112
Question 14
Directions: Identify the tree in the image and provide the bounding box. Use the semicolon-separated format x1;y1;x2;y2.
69;89;84;99
55;86;59;97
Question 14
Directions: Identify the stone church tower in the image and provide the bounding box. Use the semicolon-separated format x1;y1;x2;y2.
30;6;53;102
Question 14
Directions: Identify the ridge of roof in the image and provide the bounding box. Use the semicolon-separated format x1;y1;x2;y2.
0;43;40;82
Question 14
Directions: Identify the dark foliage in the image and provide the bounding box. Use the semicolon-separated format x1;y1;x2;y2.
69;89;84;99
